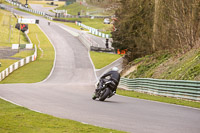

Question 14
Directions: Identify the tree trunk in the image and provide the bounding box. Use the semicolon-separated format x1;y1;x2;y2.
152;0;159;51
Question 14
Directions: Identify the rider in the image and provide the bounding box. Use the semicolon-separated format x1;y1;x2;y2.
97;67;121;94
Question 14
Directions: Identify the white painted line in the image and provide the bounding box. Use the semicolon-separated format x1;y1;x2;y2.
88;51;98;83
81;122;89;125
36;34;44;58
0;96;43;114
0;96;23;107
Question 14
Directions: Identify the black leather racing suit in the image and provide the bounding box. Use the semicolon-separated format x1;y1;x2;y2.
100;70;120;91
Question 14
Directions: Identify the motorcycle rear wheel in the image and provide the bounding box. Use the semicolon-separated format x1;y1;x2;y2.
99;88;110;101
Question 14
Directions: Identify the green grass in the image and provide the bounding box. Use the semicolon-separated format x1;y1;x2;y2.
117;89;200;109
56;2;98;16
162;50;200;80
60;17;113;34
0;98;125;133
90;51;121;69
56;2;113;16
0;59;17;72
12;50;34;58
134;53;171;78
0;24;55;83
0;9;29;46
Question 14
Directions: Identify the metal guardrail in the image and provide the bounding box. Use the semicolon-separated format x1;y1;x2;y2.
75;21;110;38
119;78;200;101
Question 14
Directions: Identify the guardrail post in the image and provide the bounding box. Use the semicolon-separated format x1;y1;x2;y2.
26;56;30;64
14;62;19;70
2;70;5;80
9;65;13;73
0;72;2;81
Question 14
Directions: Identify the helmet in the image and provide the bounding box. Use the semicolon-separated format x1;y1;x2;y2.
112;67;119;71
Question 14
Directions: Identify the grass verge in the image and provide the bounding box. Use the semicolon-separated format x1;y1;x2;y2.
12;50;34;58
90;51;121;69
0;59;17;72
0;98;125;133
59;17;112;34
117;89;200;109
0;24;55;83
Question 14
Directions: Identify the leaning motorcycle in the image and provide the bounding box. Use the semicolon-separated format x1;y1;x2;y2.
92;79;116;101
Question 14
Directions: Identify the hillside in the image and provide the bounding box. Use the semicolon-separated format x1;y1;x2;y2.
121;45;200;81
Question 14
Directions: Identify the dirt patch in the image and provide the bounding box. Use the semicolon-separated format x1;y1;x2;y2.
121;63;141;77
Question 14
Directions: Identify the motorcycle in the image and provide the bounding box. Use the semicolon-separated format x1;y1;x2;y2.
92;79;116;101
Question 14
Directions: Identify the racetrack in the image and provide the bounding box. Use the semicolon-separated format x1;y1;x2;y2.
0;5;200;133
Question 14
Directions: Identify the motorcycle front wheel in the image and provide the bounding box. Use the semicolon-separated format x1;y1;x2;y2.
92;94;97;100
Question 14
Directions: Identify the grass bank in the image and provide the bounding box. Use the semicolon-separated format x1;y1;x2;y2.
124;49;200;80
90;51;121;69
119;51;200;108
56;2;102;16
0;98;125;133
59;17;113;34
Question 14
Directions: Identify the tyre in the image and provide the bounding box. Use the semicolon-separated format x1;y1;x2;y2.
99;88;110;101
92;95;97;100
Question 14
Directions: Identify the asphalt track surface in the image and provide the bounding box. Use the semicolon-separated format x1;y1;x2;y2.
0;5;200;133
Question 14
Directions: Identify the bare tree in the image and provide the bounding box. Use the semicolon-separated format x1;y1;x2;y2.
155;0;200;53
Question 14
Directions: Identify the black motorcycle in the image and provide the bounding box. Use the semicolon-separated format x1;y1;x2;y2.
92;79;116;101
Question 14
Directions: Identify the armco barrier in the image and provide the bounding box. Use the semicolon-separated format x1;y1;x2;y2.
76;21;110;38
0;45;37;82
78;33;99;50
119;78;200;101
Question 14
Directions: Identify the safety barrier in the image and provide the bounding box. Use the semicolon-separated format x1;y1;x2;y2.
75;21;110;38
78;32;99;50
119;78;200;101
0;45;37;81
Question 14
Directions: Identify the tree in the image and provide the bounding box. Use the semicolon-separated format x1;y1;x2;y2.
112;0;154;61
112;0;200;62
